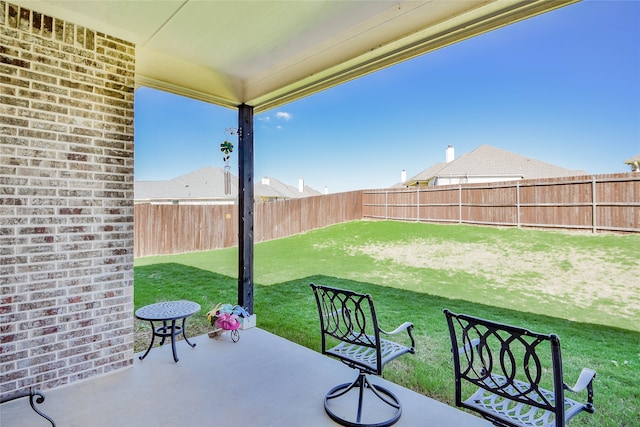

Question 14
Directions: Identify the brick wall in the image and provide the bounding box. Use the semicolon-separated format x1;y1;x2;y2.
0;1;135;397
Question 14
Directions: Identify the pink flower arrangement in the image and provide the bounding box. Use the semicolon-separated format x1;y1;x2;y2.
206;303;250;331
214;312;241;330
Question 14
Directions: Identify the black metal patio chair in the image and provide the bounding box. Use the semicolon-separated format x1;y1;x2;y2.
443;309;596;427
0;388;56;426
310;283;415;427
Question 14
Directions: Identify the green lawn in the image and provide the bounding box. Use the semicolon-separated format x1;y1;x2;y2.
135;220;640;427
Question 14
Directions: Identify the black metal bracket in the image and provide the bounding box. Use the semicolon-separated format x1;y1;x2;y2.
225;126;242;138
0;388;56;426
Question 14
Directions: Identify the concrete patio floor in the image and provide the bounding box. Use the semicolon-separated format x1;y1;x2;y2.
1;328;491;426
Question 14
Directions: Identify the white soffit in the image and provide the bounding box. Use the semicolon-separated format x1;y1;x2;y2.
9;0;579;112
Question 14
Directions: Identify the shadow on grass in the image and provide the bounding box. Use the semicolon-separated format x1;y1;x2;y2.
135;264;639;427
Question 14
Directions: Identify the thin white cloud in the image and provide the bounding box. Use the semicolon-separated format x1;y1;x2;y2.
275;111;292;121
258;116;270;122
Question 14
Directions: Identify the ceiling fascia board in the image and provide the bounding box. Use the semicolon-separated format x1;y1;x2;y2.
249;0;579;113
135;75;239;110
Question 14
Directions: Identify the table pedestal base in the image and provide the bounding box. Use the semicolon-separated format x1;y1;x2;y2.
139;318;196;363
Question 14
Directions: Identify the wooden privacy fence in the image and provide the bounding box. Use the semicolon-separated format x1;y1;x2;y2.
135;191;362;257
362;173;639;233
135;174;637;257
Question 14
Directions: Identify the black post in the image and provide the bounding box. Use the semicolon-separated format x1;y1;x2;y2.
237;104;254;314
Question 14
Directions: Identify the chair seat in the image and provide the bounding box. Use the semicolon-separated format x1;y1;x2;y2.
464;373;588;426
327;336;413;374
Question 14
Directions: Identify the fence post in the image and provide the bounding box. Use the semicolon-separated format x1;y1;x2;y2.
458;184;462;224
592;176;597;234
416;187;420;222
517;181;521;229
385;190;389;220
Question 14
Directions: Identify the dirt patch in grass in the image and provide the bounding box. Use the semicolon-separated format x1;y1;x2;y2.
349;239;640;320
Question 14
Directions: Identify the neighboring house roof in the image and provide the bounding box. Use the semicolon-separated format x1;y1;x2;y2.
396;162;447;187
135;167;236;201
624;154;640;172
402;145;587;187
135;167;321;203
255;177;322;201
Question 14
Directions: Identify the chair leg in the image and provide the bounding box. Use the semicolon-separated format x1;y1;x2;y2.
324;371;402;427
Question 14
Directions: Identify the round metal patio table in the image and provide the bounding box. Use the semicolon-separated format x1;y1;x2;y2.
135;300;200;363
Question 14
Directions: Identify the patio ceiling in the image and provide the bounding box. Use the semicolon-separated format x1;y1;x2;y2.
12;0;578;113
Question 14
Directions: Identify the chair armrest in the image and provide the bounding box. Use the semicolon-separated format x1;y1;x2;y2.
380;322;413;336
380;322;415;351
565;368;596;412
565;368;596;393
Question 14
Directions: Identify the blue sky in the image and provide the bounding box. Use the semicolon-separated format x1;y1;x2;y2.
134;0;640;194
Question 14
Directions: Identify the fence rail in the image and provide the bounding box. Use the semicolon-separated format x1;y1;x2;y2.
362;173;639;233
